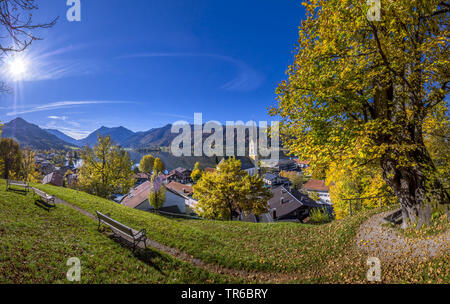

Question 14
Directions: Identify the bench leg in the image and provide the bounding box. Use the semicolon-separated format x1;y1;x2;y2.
132;239;137;253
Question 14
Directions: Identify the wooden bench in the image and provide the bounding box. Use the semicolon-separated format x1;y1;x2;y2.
96;211;147;251
33;188;56;207
6;180;29;192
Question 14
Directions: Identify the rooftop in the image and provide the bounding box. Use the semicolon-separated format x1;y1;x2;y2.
302;179;330;192
166;181;194;197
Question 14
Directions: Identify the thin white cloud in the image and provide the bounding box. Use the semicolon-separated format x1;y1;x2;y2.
118;53;264;91
7;100;136;116
41;120;90;140
48;115;67;121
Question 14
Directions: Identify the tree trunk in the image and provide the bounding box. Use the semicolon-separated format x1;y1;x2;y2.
2;161;8;180
380;144;449;229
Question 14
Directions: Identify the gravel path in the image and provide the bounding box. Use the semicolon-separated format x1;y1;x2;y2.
356;211;450;263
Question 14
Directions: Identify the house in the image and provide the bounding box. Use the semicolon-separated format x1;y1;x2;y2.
133;172;151;186
166;181;193;196
43;172;64;187
267;186;322;222
238;186;321;223
262;173;291;187
259;159;297;172
66;174;78;187
165;181;198;210
219;156;257;176
294;159;310;169
302;179;332;205
56;166;71;176
39;162;55;176
204;167;216;174
166;167;192;184
121;179;193;214
294;160;311;175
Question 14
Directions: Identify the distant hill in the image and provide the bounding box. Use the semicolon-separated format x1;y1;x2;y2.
78;126;135;147
45;129;80;146
121;124;266;150
0;118;272;153
121;124;176;148
0;118;72;150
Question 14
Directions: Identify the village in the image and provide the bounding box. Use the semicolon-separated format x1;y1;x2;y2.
36;147;333;224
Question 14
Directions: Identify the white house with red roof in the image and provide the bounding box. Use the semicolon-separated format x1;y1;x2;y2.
302;179;332;205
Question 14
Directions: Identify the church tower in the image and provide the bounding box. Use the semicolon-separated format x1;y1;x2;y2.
249;121;260;175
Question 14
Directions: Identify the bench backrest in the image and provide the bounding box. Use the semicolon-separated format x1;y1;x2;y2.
96;211;134;236
34;189;47;196
8;180;28;186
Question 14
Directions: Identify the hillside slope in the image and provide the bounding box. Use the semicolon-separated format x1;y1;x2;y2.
0;118;72;149
0;181;233;283
32;183;449;283
78;126;135;147
45;129;80;147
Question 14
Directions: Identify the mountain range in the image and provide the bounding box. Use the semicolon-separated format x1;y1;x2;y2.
0;117;266;151
0;118;71;150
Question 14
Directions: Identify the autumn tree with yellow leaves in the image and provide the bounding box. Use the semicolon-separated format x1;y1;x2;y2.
77;135;134;198
271;0;449;228
193;158;272;220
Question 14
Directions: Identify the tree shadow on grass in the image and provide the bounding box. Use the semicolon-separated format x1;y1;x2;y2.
105;232;168;275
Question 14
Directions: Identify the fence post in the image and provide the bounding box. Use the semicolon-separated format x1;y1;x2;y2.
379;198;382;208
349;200;352;216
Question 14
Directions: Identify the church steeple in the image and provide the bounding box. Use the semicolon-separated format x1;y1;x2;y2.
249;120;260;175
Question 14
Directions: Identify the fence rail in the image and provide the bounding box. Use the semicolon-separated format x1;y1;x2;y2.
342;187;450;216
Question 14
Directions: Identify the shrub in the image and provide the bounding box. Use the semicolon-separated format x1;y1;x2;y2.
310;207;332;224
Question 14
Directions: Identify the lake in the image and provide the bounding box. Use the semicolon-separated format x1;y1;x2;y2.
127;151;219;171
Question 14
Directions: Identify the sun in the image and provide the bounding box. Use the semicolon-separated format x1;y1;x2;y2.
8;56;30;80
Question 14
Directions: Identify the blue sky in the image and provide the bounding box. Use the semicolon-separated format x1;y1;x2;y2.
0;0;305;139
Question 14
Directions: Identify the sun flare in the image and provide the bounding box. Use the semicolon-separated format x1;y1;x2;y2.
8;56;30;80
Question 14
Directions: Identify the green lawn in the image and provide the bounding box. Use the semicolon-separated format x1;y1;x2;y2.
33;182;372;273
3;181;445;283
0;181;236;284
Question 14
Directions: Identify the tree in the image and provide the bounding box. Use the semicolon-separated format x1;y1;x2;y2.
148;172;166;212
139;154;155;173
191;162;202;183
326;159;396;219
423;103;450;188
19;148;41;183
270;1;449;228
280;170;306;189
77;135;134;198
153;157;165;174
0;138;22;180
308;191;321;202
193;157;272;220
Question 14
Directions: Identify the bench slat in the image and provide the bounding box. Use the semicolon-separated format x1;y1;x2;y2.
97;212;134;236
96;211;146;252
